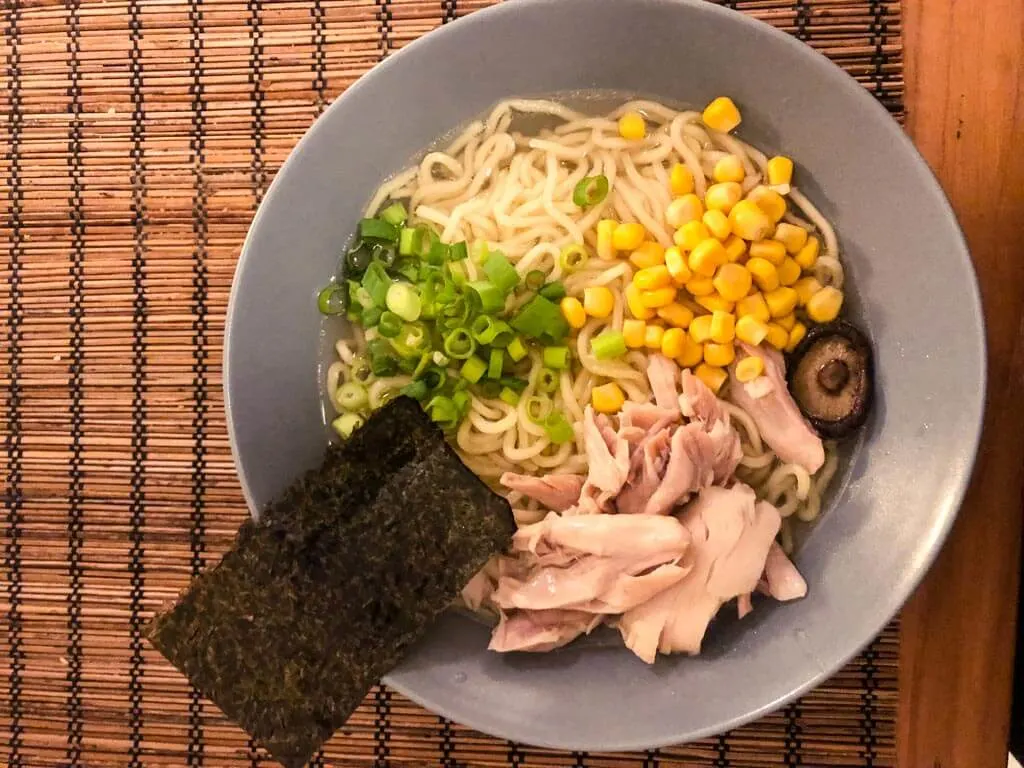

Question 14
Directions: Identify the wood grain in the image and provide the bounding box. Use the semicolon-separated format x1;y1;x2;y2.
900;0;1024;766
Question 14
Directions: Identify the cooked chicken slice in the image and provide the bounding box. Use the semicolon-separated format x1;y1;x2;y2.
500;472;584;512
763;542;808;601
488;609;601;653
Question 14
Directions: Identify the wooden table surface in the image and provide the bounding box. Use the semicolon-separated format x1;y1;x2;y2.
899;0;1024;766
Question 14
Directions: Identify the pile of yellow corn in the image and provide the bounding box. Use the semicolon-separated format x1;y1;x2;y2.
566;96;844;400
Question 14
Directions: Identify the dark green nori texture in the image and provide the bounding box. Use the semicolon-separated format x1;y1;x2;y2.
146;397;514;768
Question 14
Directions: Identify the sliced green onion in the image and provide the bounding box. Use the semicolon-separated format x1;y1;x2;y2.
385;282;422;322
448;259;468;287
506;336;528;362
420;366;447;392
482;251;521;294
367;338;398;376
471;315;514;346
536;367;559;394
349;354;372;384
453;389;470;413
499;376;528;393
379;201;408;227
525;270;547;291
335;382;368;411
432;351;450;367
460;355;487;384
398;226;420;256
317;285;348;315
488;348;504;379
331;412;365;439
426;395;459;428
361;306;383;327
428;240;450;266
539;281;567;302
400;379;429;401
499;386;521;406
471;240;490;265
572;175;609;207
346;244;373;273
511;295;569;344
398;322;428;351
350;282;372;310
591;329;627;360
377;311;402;338
478;380;502;399
412;351;432;378
468;280;506;313
448;241;468;261
369;386;397;409
372;243;397;268
543;346;570;370
525;395;553;423
444;328;476;360
559;244;589;272
359;217;399;243
544;411;575;444
361;261;391;307
393;257;419;283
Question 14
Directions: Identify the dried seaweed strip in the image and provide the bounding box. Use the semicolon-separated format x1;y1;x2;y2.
146;398;514;768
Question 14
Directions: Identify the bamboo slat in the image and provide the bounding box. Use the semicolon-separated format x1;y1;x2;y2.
0;0;902;766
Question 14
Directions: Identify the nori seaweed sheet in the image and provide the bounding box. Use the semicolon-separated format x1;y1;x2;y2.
146;397;514;768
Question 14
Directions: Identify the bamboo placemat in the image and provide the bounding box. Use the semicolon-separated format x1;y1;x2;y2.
0;0;902;766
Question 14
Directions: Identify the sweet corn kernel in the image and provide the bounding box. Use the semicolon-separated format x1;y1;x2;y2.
613;222;646;251
704;342;736;368
676;336;704;369
675;220;711;251
670;163;695;196
696;293;735;314
644;324;666;350
618;111;646;141
736;292;771;324
806;286;844;323
765;286;799;318
685;276;716;297
735;355;765;383
657;302;695;329
768;156;794;187
625;282;655;320
583;285;615;319
703;209;731;240
765;323;789;350
748;186;787;222
774;222;809;255
702;97;742;133
634;265;672;292
597;219;617;260
667;194;704;229
775;313;797;331
592;382;626;414
749;239;787;266
689;314;713;344
622;319;647;349
777;257;802;286
665;247;693;285
728;200;774;242
639;286;677;309
629;241;666;270
689;238;728;277
695;362;728;393
786;322;808;352
746;257;780;292
735;314;769;346
709;310;736;343
661;328;688;359
560;296;587;329
713;262;753;302
793;276;823;306
705;182;743;213
723;234;748;263
713;155;745;183
795;236;820;270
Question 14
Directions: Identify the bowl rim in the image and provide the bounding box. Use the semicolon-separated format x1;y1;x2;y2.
223;0;985;751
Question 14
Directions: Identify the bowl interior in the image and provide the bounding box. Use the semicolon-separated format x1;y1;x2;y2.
224;0;983;751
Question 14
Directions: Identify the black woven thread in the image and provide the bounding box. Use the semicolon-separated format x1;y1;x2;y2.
643;748;661;768
311;0;327;115
3;4;25;765
64;0;86;761
506;740;523;767
860;637;880;767
127;0;149;764
439;716;456;767
441;0;458;23
377;0;392;60
374;685;392;767
186;0;209;763
869;0;888;102
714;733;728;767
794;0;810;41
572;750;586;768
783;701;802;766
248;0;267;205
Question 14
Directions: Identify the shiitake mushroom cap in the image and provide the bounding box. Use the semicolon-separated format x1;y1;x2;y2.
787;320;873;439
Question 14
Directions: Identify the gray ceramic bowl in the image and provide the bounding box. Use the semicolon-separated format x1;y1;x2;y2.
224;0;984;751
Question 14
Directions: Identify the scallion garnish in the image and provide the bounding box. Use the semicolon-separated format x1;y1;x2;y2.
400;379;429;401
331;412;365;439
506;336;528;362
542;346;570;370
525;269;547;291
385;282;422;322
377;311;403;338
499;387;521;406
468;280;506;313
510;295;569;344
460;355;488;384
544;411;575;444
359;217;399;243
448;241;468;261
538;281;567;302
559;244;589;272
572;174;609;207
591;329;627;360
482;251;520;294
398;227;420;256
443;328;476;360
361;261;391;307
536;367;559;394
335;381;368;411
525;395;553;423
488;348;504;379
317;285;348;315
379;201;408;227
